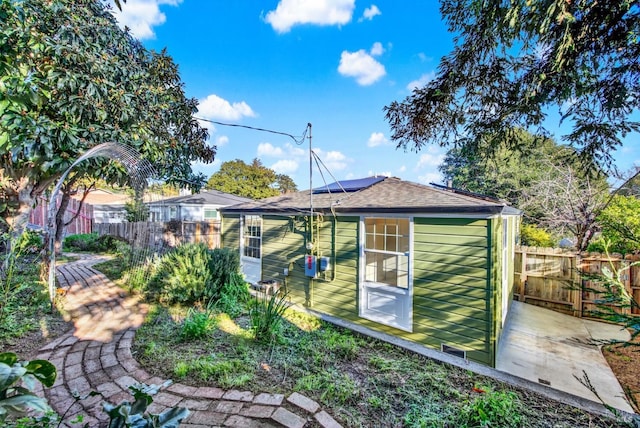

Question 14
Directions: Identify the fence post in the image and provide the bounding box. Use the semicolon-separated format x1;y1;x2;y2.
573;253;582;317
519;248;527;302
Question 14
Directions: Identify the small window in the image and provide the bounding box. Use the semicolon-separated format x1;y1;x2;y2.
204;208;218;220
169;206;177;220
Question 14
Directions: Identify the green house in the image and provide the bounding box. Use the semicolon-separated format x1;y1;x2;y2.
220;176;521;366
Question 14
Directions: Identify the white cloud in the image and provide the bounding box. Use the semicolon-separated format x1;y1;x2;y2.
367;132;389;147
418;172;444;185
314;148;350;170
406;71;436;91
198;94;256;121
109;0;180;40
359;4;381;21
370;42;384;56
367;170;391;177
416;146;445;169
264;0;355;33
398;165;406;173
216;136;229;147
258;142;285;157
272;159;299;174
338;49;386;86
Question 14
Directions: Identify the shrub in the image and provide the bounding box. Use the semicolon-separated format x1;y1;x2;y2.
63;233;120;253
520;223;555;247
206;248;241;299
16;230;44;254
147;243;213;304
454;387;524;428
211;272;250;317
249;291;289;342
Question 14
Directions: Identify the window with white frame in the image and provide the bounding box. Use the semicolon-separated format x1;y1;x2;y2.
364;218;410;288
204;208;218;220
243;215;261;259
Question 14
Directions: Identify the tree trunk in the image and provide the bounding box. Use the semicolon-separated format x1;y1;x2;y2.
4;181;36;239
54;191;71;255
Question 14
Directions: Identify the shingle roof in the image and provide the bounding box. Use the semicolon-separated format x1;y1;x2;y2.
221;176;521;216
149;189;253;206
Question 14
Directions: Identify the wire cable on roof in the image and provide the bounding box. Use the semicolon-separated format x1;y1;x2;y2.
311;150;348;194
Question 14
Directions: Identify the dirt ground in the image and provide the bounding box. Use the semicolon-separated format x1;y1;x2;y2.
3;318;71;361
602;333;640;413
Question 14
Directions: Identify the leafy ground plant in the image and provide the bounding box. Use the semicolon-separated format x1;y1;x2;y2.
0;352;56;425
103;382;189;428
249;291;289;342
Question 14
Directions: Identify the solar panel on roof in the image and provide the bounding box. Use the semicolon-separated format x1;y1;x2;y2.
313;176;386;194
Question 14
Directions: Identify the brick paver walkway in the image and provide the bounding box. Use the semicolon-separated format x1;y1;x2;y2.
36;254;342;428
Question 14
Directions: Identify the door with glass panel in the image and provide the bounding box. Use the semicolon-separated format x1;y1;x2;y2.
360;217;412;332
240;215;262;284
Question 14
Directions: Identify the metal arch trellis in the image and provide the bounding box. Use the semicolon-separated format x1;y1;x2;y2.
46;142;156;306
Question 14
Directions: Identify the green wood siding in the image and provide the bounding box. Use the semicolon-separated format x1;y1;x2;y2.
221;215;240;250
260;216;308;304
311;216;359;317
413;217;493;366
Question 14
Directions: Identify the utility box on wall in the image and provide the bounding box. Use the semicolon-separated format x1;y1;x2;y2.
319;256;330;272
305;255;317;278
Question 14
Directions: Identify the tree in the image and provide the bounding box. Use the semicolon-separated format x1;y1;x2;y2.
595;194;640;254
0;0;215;236
439;129;562;209
206;159;293;199
385;0;639;171
275;174;298;194
520;160;610;251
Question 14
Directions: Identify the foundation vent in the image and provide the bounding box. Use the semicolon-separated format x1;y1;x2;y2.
441;344;467;360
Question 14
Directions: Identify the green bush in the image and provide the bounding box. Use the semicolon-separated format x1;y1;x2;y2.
454;387;524;428
147;243;212;304
63;233;120;253
17;230;44;254
207;248;241;299
180;309;216;341
520;223;555;247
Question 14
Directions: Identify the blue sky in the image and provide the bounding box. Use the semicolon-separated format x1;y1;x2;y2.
111;0;639;189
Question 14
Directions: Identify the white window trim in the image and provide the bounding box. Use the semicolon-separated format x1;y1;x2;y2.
241;215;262;260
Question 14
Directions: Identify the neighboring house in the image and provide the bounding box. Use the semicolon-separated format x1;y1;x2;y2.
78;189;130;224
220;176;521;367
148;190;252;222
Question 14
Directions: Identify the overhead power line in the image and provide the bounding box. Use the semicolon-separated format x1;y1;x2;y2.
194;117;309;145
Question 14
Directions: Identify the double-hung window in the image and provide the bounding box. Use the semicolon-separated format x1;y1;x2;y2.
243;215;261;259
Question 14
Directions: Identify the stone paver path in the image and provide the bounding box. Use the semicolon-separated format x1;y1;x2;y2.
36;254;342;428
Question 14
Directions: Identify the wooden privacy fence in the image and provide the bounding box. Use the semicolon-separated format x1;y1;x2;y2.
93;220;221;250
514;246;640;318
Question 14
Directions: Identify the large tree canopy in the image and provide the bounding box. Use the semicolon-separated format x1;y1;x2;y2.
385;0;639;170
206;159;296;199
0;0;215;233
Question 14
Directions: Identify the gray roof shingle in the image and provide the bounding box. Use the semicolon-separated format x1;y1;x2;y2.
221;177;521;216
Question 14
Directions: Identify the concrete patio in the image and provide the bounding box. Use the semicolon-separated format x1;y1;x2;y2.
496;300;633;413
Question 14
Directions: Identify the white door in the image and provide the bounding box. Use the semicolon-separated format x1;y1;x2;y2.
241;215;262;284
359;217;413;332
